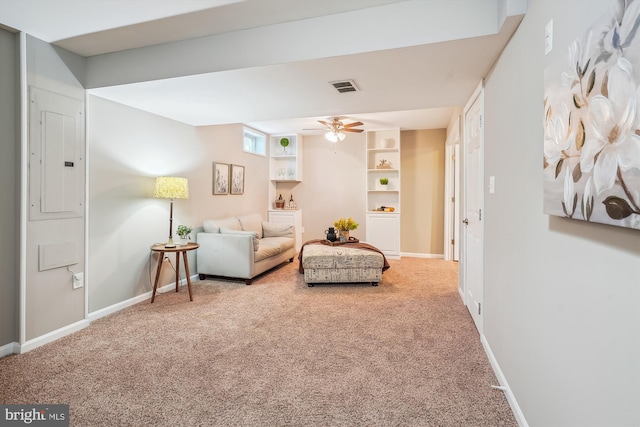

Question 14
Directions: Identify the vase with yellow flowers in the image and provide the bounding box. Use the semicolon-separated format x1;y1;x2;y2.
333;217;359;241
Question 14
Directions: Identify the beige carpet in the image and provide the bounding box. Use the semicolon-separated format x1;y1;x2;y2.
1;258;517;426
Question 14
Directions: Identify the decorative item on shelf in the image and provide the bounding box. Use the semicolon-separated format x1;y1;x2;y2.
176;224;192;245
379;177;389;186
325;227;337;242
280;137;290;154
288;194;297;209
153;176;190;248
275;194;285;209
373;206;396;212
288;168;295;180
377;159;391;169
334;217;359;241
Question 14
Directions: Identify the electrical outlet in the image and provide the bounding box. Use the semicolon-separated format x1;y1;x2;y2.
73;272;84;289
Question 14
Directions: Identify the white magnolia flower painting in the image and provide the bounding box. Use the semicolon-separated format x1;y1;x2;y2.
544;0;640;229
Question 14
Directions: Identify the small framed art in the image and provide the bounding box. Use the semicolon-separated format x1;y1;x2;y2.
213;162;229;195
231;164;245;195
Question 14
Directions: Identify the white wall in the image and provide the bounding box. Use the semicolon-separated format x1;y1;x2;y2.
87;96;269;313
483;0;640;425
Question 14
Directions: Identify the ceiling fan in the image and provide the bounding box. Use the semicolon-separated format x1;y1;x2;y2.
311;117;364;142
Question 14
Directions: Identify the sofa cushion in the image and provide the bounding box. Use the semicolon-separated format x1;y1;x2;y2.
203;217;241;233
262;222;294;238
255;241;281;262
255;237;294;262
219;227;259;251
238;213;263;239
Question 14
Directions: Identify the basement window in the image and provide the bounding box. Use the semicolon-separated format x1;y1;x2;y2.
243;127;266;156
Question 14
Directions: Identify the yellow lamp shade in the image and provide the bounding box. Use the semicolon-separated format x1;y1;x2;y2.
153;176;189;199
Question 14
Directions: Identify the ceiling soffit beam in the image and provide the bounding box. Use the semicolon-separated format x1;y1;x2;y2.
85;0;525;89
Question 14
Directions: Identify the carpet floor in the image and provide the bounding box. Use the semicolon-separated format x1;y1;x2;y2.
1;258;517;426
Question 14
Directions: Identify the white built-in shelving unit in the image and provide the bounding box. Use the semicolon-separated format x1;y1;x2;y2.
366;129;401;258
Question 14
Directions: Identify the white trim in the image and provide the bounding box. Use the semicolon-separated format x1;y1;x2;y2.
400;252;444;259
88;276;196;322
84;93;90;321
0;342;20;358
481;334;529;427
19;32;28;345
19;319;90;354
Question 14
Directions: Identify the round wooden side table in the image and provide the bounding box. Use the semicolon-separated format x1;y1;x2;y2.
149;242;200;303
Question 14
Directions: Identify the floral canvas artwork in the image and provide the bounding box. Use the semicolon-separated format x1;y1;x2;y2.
544;0;640;229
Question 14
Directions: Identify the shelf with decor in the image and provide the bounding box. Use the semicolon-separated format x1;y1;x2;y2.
365;129;401;258
270;134;302;182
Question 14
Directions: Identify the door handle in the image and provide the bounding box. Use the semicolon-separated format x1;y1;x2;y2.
462;218;469;225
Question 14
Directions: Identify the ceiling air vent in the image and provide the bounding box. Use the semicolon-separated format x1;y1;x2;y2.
330;79;359;93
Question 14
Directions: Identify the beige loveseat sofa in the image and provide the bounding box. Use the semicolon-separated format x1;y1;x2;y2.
196;213;296;285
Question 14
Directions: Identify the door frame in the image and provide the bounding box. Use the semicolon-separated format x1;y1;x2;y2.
459;81;485;334
444;121;460;262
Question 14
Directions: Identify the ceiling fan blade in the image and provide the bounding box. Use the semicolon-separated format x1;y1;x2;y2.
343;121;363;128
318;120;330;127
343;128;364;133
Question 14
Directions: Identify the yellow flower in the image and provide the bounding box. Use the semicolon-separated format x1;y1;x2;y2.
334;217;359;231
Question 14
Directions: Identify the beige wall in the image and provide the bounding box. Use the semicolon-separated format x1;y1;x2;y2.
25;36;87;341
87;96;270;313
274;133;367;242
483;0;639;425
274;130;446;257
401;129;446;256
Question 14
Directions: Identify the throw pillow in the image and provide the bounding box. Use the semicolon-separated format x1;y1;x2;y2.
237;213;263;239
203;217;242;233
262;222;294;238
219;227;259;251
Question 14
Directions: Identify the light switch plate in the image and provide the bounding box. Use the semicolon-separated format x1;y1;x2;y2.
545;19;553;55
73;272;84;289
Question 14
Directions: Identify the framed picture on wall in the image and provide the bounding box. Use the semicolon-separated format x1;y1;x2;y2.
542;2;640;230
212;162;229;195
231;164;245;195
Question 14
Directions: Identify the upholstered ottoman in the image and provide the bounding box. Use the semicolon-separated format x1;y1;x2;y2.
301;244;385;286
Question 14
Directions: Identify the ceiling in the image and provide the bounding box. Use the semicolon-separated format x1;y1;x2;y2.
0;0;525;135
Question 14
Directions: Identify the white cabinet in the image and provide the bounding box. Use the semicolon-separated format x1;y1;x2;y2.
366;213;400;258
270;134;302;182
365;130;401;258
268;209;303;252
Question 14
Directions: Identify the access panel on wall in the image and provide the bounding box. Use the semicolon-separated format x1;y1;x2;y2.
29;87;84;220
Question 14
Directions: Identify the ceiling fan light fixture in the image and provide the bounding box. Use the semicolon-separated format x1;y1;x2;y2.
325;131;338;142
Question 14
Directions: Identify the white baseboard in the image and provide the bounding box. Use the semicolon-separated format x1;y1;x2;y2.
88;276;196;322
481;334;529;427
1;276;198;357
400;252;445;259
19;319;91;354
0;342;20;358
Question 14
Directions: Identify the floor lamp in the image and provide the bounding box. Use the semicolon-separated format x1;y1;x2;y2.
154;176;189;248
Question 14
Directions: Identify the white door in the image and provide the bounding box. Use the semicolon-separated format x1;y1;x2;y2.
445;142;461;262
462;83;484;334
